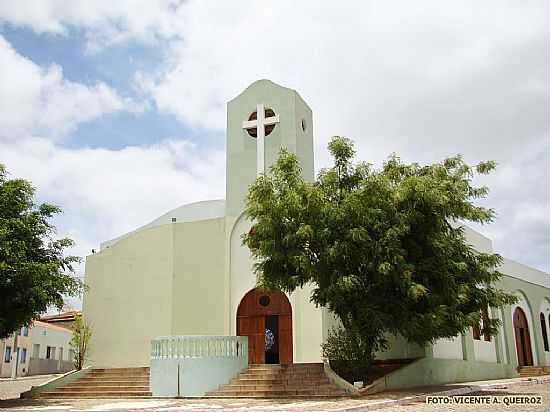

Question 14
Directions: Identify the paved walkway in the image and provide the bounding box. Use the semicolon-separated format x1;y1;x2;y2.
0;375;60;401
0;376;548;411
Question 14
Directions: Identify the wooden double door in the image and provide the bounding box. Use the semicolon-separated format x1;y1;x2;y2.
513;307;534;366
236;288;293;364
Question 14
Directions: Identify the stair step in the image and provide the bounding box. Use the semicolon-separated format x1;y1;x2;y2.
206;363;346;398
207;390;346;397
518;366;550;377
50;386;150;392
39;367;152;399
66;382;149;388
74;378;149;384
232;378;330;385
41;391;152;398
221;384;338;391
204;394;346;399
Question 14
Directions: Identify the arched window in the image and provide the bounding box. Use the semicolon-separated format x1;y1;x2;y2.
473;323;481;340
541;313;550;352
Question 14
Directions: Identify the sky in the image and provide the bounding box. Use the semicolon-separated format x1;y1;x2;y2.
1;1;549;309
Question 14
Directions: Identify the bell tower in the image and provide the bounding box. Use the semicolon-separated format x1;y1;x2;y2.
225;79;314;217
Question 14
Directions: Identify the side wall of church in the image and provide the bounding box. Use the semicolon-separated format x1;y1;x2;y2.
171;218;227;336
497;264;550;369
83;225;175;368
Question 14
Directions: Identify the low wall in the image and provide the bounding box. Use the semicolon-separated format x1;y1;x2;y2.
152;356;248;396
28;358;73;375
21;367;90;398
150;335;248;397
361;357;518;394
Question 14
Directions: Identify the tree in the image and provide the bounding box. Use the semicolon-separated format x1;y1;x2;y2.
70;313;92;370
0;164;83;339
243;136;517;364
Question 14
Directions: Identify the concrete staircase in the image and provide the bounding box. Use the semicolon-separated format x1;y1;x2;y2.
518;366;550;377
206;363;348;398
40;367;151;398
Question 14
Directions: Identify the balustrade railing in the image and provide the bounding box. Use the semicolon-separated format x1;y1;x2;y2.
151;336;248;360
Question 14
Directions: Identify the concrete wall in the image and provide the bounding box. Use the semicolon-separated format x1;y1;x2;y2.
171;218;226;336
433;336;463;360
28;358;73;375
151;356;248;397
384;357;517;390
83;224;175;367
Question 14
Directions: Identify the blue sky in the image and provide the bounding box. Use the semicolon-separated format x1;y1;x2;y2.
1;1;550;310
2;25;224;151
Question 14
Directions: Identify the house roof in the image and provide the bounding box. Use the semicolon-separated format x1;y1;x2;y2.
40;310;80;323
33;320;72;333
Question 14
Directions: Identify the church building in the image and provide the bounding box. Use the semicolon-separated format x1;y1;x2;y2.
83;80;550;391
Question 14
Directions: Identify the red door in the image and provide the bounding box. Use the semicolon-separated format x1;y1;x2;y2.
513;307;534;366
236;288;293;364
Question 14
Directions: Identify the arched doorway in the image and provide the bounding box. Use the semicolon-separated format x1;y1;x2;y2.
513;307;534;366
237;288;293;364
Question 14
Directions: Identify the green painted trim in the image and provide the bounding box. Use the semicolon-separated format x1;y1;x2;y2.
21;367;91;398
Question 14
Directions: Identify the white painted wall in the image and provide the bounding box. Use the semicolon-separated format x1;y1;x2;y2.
101;199;225;249
433;336;463;360
473;339;497;363
460;224;494;254
30;322;72;361
501;259;550;289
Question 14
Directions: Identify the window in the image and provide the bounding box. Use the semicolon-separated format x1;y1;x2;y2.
21;348;27;364
541;313;549;352
4;346;11;363
46;346;55;359
244;108;277;137
22;326;29;336
473;324;481;340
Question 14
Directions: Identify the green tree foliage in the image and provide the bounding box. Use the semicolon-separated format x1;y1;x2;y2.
70;313;92;370
243;136;517;362
0;164;83;339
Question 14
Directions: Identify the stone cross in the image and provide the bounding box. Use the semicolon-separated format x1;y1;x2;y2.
242;103;280;176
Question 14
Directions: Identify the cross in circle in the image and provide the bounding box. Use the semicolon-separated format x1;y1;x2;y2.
242;103;280;176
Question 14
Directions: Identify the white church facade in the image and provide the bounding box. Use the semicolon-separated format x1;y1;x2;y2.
83;80;550;391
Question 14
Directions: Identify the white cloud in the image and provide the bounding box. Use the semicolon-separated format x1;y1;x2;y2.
0;136;225;296
0;35;141;140
134;1;550;271
0;0;184;50
1;0;550;274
